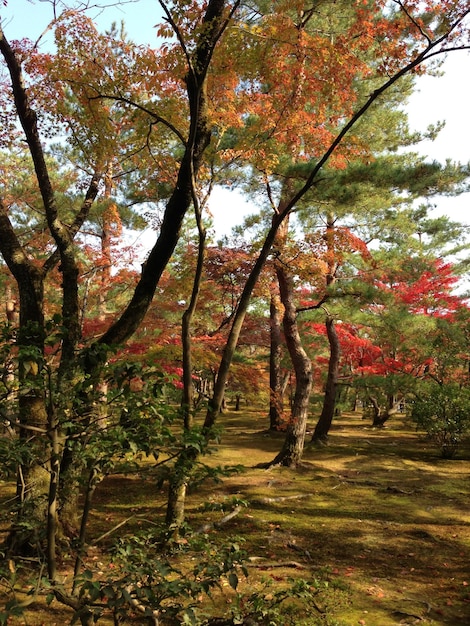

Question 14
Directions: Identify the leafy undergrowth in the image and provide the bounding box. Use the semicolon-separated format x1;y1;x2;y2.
1;410;469;625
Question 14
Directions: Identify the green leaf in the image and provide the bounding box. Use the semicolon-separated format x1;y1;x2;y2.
228;572;239;590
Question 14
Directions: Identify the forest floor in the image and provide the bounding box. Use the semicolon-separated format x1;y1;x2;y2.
1;410;469;625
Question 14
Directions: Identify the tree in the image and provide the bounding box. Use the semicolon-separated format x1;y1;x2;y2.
267;208;314;466
0;0;237;559
1;0;470;606
165;0;470;522
351;255;469;417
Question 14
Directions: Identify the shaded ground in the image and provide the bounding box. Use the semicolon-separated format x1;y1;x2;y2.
1;410;469;625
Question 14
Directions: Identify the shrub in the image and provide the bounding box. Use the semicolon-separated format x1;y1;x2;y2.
411;384;470;458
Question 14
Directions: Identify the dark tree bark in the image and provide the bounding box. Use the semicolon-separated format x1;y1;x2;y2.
166;184;207;531
203;206;288;431
370;395;401;427
165;209;292;532
311;316;340;443
0;24;103;556
98;0;235;348
0;200;49;554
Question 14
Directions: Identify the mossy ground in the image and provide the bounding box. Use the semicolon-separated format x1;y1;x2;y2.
1;409;469;625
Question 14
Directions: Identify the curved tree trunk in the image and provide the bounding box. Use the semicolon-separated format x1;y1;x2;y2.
164;209;290;531
91;4;230;534
268;263;313;467
370;395;401;427
311;316;340;443
97;0;230;349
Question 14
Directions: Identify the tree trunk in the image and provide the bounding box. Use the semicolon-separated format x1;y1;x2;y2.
166;479;188;533
97;0;228;349
269;292;285;430
167;195;207;534
0;26;101;558
311;316;340;443
181;200;206;430
204;207;287;430
3;289;18;437
166;209;292;532
135;1;235;532
269;262;312;467
84;2;227;533
311;212;339;443
370;395;401;427
9;270;49;555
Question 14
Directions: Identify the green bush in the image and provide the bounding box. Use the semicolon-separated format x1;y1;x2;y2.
411;384;470;458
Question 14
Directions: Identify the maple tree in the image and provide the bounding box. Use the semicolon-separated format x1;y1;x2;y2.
0;0;237;563
348;256;469;417
297;236;469;430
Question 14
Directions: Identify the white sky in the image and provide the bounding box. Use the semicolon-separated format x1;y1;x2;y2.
1;0;469;236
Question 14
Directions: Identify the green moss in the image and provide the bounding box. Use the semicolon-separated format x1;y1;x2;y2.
2;411;469;625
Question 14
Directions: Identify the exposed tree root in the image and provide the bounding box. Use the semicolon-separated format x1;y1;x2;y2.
195;505;243;534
